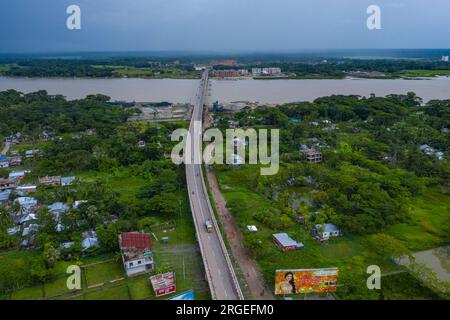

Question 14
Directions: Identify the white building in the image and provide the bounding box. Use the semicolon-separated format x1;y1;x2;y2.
314;223;341;241
119;232;154;277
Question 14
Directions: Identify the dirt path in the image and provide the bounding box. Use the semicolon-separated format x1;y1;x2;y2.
206;167;274;300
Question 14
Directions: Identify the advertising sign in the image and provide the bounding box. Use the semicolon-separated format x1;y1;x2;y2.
150;272;176;297
169;290;194;300
275;268;338;295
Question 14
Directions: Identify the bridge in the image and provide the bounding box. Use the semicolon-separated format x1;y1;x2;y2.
185;70;244;300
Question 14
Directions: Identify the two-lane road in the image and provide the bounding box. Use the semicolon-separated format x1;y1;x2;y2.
185;71;243;300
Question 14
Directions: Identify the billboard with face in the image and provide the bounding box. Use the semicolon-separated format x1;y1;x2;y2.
275;268;338;295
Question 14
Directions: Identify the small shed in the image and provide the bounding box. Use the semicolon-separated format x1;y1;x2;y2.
273;233;304;251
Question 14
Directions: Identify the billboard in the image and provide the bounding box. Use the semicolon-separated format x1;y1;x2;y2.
274;268;338;295
169;290;194;300
150;272;176;297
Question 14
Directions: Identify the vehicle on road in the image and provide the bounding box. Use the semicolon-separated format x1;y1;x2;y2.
205;219;213;233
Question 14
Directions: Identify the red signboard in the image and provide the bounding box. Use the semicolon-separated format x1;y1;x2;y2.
150;272;176;297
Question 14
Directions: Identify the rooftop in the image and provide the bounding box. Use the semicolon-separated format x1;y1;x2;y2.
273;233;304;248
119;232;153;262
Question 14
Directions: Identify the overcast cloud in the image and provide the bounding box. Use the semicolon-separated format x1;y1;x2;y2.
0;0;449;53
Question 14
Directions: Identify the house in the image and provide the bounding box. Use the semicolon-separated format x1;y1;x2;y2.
61;176;76;186
0;157;10;168
303;148;323;163
313;223;341;241
0;190;12;205
419;144;433;154
22;223;39;237
136;141;146;148
119;232;154;276
81;231;99;251
247;225;258;232
73;200;88;209
0;177;20;191
9;171;27;180
16;185;37;193
7;227;19;235
435;151;445;161
48;202;69;221
56;223;65;233
25;150;39;158
15;197;38;215
9;156;22;167
39;176;61;186
42;131;52;141
273;233;304;251
19;213;37;225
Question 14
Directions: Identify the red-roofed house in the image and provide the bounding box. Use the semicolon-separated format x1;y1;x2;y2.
119;232;154;276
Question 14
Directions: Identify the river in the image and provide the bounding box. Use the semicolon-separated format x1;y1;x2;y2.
0;76;449;103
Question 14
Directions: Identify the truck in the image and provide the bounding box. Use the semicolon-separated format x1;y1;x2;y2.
205;219;213;233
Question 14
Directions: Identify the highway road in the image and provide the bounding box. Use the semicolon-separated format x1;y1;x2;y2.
185;70;243;300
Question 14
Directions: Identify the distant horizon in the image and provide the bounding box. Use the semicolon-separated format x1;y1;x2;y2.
1;48;449;58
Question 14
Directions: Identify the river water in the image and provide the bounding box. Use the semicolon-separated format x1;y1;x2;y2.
0;76;449;103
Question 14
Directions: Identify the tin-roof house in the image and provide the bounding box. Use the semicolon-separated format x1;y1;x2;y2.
273;233;304;251
81;231;99;251
39;176;61;187
61;176;76;186
48;202;69;221
313;223;341;241
119;232;154;276
14;197;38;215
0;177;20;191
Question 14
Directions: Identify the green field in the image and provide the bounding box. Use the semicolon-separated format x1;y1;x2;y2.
398;69;450;78
89;64;199;79
84;260;125;286
215;166;449;299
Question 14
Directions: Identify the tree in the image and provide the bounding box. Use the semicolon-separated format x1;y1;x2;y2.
144;193;180;218
96;222;122;252
43;243;61;269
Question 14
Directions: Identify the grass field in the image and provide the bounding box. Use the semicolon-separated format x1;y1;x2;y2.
89;64;199;79
84;260;124;286
399;69;450;78
215;165;449;299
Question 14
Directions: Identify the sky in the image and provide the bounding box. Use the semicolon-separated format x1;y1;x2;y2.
0;0;449;53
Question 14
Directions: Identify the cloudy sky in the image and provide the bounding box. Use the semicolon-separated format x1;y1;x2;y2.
0;0;449;53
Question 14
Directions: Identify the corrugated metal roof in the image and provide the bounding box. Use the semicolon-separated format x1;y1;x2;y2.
120;232;152;249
